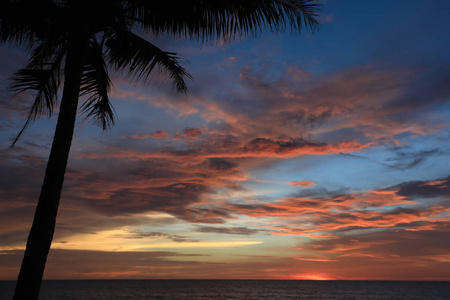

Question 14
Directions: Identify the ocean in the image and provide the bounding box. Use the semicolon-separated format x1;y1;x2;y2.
0;280;449;300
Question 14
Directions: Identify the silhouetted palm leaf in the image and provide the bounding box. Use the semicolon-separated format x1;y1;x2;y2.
106;30;191;93
0;0;62;48
9;42;65;145
126;0;319;42
80;38;115;130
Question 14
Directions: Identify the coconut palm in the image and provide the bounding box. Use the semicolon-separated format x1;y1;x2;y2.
0;1;320;299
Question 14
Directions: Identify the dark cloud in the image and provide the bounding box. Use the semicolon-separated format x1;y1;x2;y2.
300;222;450;259
181;127;202;140
205;158;237;171
280;105;335;130
184;61;449;148
387;65;450;111
196;226;260;235
384;148;442;170
0;249;212;280
180;207;231;224
54;212;178;239
0;148;45;191
116;230;199;243
293;186;351;200
86;183;208;217
0;227;32;248
61;156;247;223
150;130;170;139
396;176;450;199
243;137;324;155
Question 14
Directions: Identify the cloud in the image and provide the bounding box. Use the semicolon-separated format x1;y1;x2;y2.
78;137;375;160
299;222;450;260
294;257;338;262
64;61;448;237
2;246;448;281
0;249;212;280
290;180;316;188
130;134;151;140
60;143;450;234
147;62;448;148
116;230;199;243
59;156;247;224
219;176;449;237
151;130;170;139
396;176;450;199
83;183;209;217
195;226;260;235
181;127;202;140
383;148;442;170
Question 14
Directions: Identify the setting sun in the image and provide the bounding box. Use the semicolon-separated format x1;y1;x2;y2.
290;274;335;281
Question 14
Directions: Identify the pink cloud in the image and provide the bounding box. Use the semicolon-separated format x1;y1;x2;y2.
420;180;448;188
130;134;150;140
181;128;202;140
290;180;316;188
77;137;375;161
294;257;338;262
151;130;170;139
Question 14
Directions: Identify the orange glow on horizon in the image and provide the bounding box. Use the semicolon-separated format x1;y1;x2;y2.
291;274;336;280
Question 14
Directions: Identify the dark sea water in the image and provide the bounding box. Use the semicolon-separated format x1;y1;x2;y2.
0;280;449;300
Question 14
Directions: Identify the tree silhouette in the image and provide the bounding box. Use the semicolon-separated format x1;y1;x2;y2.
0;1;320;299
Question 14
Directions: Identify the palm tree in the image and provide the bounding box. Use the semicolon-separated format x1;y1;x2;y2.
1;1;320;299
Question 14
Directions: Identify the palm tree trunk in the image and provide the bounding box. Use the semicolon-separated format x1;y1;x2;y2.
13;30;87;300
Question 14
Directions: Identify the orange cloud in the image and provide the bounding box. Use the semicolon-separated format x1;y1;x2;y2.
221;187;447;236
420;180;448;188
130;134;150;139
181;127;202;140
77;138;375;161
151;130;170;139
294;257;338;262
290;180;316;188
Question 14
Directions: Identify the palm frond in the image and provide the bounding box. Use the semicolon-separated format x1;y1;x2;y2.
0;0;61;48
9;42;65;146
124;0;320;43
80;38;115;131
105;30;191;93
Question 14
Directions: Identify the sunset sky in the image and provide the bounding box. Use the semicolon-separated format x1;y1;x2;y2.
1;0;450;281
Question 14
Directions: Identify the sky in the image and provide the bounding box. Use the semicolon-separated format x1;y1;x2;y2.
1;0;450;281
